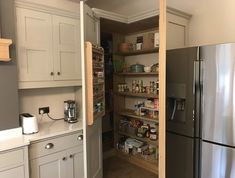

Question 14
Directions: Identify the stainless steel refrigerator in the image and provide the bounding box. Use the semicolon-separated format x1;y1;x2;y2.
166;43;235;178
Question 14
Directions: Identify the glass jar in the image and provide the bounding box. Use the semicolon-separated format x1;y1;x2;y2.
149;128;157;140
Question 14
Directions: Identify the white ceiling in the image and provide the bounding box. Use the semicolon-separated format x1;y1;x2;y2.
69;0;199;16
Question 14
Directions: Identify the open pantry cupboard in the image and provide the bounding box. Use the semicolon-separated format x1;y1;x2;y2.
84;0;191;177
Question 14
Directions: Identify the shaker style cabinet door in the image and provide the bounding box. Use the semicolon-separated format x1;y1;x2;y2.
30;150;67;178
66;146;84;178
166;12;190;49
30;147;84;178
84;4;100;45
0;166;25;178
52;15;81;81
16;8;54;82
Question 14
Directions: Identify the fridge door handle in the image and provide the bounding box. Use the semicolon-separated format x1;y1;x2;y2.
193;60;200;95
170;99;177;120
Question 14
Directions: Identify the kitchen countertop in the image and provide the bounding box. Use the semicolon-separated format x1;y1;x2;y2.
0;120;83;152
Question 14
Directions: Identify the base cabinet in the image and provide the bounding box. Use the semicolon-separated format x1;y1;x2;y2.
31;146;84;178
29;132;84;178
0;147;29;178
0;166;25;178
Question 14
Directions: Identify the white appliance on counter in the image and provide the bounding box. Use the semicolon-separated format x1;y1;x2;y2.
20;113;39;134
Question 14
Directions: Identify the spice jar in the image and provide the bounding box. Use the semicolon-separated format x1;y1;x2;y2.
149;128;157;140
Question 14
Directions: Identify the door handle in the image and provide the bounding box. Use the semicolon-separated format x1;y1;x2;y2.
77;135;83;141
170;100;177;121
45;143;54;150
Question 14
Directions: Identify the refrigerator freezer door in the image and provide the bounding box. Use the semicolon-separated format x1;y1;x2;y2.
166;47;200;137
201;141;235;178
167;132;199;178
201;43;235;146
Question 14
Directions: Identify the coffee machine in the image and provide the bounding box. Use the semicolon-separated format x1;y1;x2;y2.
64;100;78;123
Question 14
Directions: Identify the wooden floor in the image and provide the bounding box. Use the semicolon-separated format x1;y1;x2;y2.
103;156;157;178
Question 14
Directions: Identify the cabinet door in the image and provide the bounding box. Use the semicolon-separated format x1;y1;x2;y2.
16;8;54;82
0;166;25;178
30;150;67;178
84;4;100;45
87;118;103;178
53;15;81;81
166;13;189;49
67;146;84;178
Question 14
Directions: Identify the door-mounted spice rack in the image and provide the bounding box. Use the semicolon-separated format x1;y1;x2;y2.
0;38;12;61
85;42;105;126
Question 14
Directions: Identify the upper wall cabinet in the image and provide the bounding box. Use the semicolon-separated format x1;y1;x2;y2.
84;5;100;45
166;8;192;49
16;4;81;89
53;15;81;81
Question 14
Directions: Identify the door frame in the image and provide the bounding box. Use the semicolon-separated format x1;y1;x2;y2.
80;1;88;178
159;0;166;178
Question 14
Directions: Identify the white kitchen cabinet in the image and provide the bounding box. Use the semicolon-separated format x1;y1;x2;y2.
30;150;67;178
29;132;83;178
0;147;29;178
16;8;54;82
67;146;84;178
16;7;81;89
166;8;191;49
84;4;100;45
53;15;81;81
87;118;102;178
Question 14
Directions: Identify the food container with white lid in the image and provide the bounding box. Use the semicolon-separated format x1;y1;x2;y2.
149;128;157;140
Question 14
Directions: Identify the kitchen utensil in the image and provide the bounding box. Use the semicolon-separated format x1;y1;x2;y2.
20;113;39;134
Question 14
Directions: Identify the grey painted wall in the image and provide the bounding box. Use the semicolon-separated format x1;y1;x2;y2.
0;0;19;130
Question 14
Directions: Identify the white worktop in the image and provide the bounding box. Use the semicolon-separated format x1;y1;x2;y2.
0;120;83;152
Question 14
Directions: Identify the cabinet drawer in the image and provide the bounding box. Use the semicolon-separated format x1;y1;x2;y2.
0;148;24;170
29;132;83;159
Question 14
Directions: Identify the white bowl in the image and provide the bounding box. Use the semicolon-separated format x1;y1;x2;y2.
144;66;151;73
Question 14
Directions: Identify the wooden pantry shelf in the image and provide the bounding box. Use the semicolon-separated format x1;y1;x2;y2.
116;150;158;174
115;48;159;56
115;92;158;99
114;72;158;76
119;131;158;146
118;109;159;123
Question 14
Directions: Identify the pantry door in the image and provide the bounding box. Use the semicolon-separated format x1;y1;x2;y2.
80;2;102;178
84;4;100;45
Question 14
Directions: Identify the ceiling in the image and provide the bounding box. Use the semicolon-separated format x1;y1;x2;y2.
100;16;158;34
69;0;199;16
86;0;158;16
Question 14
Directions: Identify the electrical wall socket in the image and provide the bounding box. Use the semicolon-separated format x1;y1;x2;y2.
39;107;50;114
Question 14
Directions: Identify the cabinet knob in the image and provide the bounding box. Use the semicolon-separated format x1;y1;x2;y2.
69;154;73;158
62;157;67;161
57;72;61;75
50;72;54;76
77;135;83;141
45;143;54;150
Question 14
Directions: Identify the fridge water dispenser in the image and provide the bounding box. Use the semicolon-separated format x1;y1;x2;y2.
167;83;186;123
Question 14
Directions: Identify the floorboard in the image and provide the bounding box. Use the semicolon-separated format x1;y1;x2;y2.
103;156;157;178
